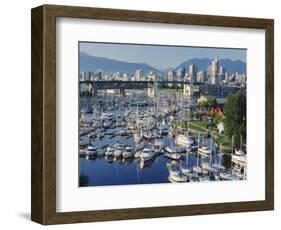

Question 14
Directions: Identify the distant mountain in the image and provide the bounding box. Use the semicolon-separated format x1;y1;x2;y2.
80;52;246;75
176;58;246;75
79;52;159;74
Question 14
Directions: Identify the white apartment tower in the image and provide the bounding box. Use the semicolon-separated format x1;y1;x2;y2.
135;69;144;81
189;64;197;83
211;59;219;76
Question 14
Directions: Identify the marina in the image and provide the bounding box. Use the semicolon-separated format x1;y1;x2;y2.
79;90;247;186
78;43;247;187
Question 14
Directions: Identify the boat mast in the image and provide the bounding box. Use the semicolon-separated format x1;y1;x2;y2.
209;134;212;165
115;108;117;143
243;162;247;180
232;135;234;155
219;143;222;168
137;100;140;135
196;133;200;167
186;151;189;167
231;135;234;174
187;109;190;132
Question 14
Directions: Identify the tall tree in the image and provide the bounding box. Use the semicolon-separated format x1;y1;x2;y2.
223;93;246;146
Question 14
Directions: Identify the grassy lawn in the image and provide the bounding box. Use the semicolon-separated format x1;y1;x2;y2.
172;120;209;133
216;135;232;148
188;124;206;132
191;120;232;148
172;120;188;128
188;121;208;133
191;120;208;129
172;119;232;148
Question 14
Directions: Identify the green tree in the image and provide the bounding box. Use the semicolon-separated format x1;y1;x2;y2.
198;98;214;108
224;93;246;146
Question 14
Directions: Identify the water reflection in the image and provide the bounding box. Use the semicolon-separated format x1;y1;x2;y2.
79;149;233;186
79;94;246;186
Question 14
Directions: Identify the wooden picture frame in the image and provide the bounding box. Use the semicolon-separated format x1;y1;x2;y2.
31;4;274;225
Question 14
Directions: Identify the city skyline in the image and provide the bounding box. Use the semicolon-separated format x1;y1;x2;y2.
80;42;246;70
79;42;247;187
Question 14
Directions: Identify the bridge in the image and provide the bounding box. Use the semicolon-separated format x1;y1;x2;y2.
80;80;196;89
79;80;203;97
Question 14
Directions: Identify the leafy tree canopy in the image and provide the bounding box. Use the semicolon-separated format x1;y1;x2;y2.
223;93;246;145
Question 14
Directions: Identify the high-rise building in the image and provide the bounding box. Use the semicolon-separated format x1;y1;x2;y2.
167;69;176;87
79;72;84;81
135;69;144;81
95;70;102;80
219;66;225;75
189;64;197;83
80;71;90;81
236;73;246;83
123;73;129;81
176;67;185;82
217;66;225;84
113;72;121;80
207;65;212;76
148;70;157;81
210;76;217;85
217;74;224;84
224;72;229;83
211;59;219;76
197;70;206;83
90;74;95;81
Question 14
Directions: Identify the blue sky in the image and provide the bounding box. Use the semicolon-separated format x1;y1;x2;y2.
80;42;246;70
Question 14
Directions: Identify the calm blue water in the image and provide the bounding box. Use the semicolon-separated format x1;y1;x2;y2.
79;97;230;187
80;156;170;186
79;149;226;187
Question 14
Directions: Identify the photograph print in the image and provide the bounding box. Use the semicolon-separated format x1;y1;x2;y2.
79;42;247;187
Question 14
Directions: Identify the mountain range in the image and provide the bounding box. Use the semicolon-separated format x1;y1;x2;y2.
80;51;246;75
80;52;159;74
176;58;246;75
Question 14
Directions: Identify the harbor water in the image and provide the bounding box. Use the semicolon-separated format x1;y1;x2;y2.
79;93;235;187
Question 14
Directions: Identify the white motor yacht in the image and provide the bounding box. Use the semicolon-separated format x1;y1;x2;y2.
86;145;97;156
164;146;181;160
135;142;144;152
219;172;238;181
193;166;203;174
167;163;188;182
198;175;210;182
133;133;142;143
97;148;105;156
233;149;247;163
158;124;169;135
122;146;134;158
180;165;191;176
165;146;175;153
100;112;114;120
105;147;114;157
134;150;142;159
113;142;125;158
176;134;194;147
201;162;217;172
140;148;154;162
113;149;123;158
198;146;212;157
154;138;164;151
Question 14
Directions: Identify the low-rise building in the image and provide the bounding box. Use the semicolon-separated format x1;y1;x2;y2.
200;84;242;98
